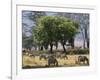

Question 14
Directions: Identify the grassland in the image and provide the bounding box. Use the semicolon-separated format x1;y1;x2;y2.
22;53;89;69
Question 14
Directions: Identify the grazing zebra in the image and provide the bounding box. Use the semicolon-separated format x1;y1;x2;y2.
56;54;68;60
48;56;58;67
61;54;68;59
29;54;35;58
39;54;48;60
77;56;89;65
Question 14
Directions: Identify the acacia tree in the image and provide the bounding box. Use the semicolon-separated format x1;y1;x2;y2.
58;20;79;52
57;13;89;48
33;16;79;53
33;16;58;52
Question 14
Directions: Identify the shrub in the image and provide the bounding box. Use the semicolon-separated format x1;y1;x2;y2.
66;48;89;55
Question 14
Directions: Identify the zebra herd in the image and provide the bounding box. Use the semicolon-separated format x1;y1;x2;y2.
23;50;89;67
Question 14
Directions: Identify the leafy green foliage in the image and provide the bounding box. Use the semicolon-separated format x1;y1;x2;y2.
66;48;89;55
33;16;79;52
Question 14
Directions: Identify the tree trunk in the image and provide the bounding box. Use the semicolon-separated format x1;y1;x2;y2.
83;39;85;49
44;45;48;50
70;38;74;48
40;46;43;50
84;28;89;48
80;27;86;49
68;38;74;48
87;38;89;48
62;42;66;53
50;43;53;53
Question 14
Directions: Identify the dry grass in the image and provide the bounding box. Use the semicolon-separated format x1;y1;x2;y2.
22;54;89;69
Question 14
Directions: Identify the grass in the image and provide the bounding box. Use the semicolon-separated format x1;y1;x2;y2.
22;54;89;69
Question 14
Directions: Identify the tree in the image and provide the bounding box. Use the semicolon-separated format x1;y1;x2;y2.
33;16;58;52
22;11;46;50
58;20;79;52
57;13;89;48
33;16;79;53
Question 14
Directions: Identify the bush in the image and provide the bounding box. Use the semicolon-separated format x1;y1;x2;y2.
66;48;89;55
31;48;89;55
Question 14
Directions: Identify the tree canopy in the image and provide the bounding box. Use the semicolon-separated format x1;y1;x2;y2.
32;16;79;53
